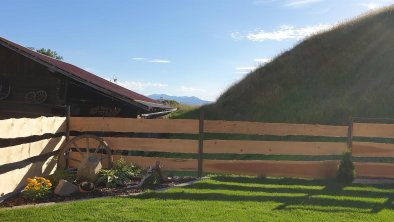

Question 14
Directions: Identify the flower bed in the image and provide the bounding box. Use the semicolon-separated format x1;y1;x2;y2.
0;158;195;208
1;176;194;208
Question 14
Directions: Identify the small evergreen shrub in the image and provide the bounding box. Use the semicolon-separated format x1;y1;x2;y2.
336;151;355;185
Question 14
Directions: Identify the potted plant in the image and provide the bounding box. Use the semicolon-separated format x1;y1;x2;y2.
79;181;95;192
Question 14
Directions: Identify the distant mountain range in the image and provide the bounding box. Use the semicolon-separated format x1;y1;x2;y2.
149;94;212;106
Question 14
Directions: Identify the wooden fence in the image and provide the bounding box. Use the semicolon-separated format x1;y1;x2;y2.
352;122;394;178
3;115;394;198
69;116;350;179
0;117;66;198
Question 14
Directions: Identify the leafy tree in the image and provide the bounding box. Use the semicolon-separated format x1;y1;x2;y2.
28;47;63;60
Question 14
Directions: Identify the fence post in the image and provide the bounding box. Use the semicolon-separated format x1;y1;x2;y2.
65;105;71;142
347;117;353;153
198;110;205;178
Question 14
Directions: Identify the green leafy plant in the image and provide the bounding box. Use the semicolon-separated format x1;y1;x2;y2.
96;158;142;188
141;169;163;188
22;177;52;201
48;169;76;187
336;151;355;185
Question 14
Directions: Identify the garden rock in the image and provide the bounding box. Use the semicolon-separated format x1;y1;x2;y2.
77;156;102;182
54;179;78;196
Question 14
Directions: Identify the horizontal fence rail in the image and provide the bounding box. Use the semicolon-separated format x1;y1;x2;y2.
68;155;339;179
354;162;394;178
204;140;347;155
204;120;348;137
352;142;394;157
0;116;66;139
70;117;199;134
353;123;394;138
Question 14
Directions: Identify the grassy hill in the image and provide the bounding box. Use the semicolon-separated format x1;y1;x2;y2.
178;6;394;125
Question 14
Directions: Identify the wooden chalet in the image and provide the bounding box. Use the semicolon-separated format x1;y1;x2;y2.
0;37;173;119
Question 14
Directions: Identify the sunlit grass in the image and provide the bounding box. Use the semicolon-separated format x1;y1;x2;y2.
1;175;394;221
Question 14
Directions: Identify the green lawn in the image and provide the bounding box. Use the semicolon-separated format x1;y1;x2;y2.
1;175;394;221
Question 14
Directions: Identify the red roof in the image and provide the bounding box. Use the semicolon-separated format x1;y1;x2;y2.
0;37;163;107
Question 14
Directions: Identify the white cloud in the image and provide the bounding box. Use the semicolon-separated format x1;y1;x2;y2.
232;24;332;42
103;76;168;92
254;58;272;64
235;71;250;75
236;67;256;71
148;59;172;63
359;3;379;10
285;0;322;7
181;85;205;92
235;57;273;77
131;57;172;63
235;66;258;76
118;81;168;91
254;0;323;7
132;57;147;61
358;0;394;11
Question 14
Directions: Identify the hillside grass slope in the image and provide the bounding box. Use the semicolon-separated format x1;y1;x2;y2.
179;6;394;125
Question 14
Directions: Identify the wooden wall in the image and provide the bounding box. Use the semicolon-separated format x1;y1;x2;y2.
0;117;66;199
0;45;65;106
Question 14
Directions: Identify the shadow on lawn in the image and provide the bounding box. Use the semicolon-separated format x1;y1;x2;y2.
185;182;392;199
134;176;394;214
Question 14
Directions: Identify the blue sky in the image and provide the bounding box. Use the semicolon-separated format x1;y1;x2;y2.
1;0;393;101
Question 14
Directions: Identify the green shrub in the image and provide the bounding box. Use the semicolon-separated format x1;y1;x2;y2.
141;167;164;188
96;158;142;188
48;169;76;187
336;151;355;185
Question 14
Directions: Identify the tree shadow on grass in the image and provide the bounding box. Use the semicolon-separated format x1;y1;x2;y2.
185;182;393;199
135;191;385;213
211;175;331;186
133;176;394;214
